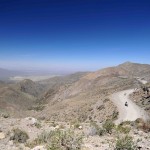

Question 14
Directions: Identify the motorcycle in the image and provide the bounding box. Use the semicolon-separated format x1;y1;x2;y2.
125;102;128;107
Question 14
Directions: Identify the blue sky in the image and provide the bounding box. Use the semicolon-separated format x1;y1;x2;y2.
0;0;150;72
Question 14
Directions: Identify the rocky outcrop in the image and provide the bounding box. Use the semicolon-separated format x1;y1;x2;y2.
0;132;5;140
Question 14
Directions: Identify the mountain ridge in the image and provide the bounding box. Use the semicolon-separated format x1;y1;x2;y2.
0;62;150;120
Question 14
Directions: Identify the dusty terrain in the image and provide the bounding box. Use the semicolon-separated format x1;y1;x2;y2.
0;62;150;149
0;116;150;150
110;89;148;124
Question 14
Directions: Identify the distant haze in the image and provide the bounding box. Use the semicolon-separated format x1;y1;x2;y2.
9;75;60;82
0;67;62;81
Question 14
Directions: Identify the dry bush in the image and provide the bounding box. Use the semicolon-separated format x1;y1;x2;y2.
116;124;131;134
10;128;29;143
139;121;150;133
115;135;137;150
90;121;105;136
1;112;9;118
102;120;115;134
135;118;150;132
26;129;83;150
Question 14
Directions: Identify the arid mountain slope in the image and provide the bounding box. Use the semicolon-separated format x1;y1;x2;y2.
84;62;150;80
47;62;150;100
16;79;45;97
1;62;150;122
130;82;150;116
0;72;89;117
0;79;45;117
39;72;89;87
0;86;35;117
34;62;149;122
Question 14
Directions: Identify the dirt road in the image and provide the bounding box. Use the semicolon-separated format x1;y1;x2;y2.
110;89;148;124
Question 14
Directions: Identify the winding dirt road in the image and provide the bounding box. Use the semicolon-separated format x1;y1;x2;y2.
110;89;148;124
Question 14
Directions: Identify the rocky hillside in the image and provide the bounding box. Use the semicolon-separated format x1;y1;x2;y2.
0;72;89;118
39;72;89;87
0;86;35;117
1;62;150;121
130;82;150;116
0;117;150;150
84;62;150;80
0;62;150;150
16;79;45;97
34;62;150;122
0;79;46;117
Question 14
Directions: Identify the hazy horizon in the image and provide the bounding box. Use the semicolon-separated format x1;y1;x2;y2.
0;0;150;73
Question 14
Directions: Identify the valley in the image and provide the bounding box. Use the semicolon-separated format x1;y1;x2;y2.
0;62;150;150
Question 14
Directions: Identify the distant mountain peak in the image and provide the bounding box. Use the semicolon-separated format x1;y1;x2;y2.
118;61;135;68
121;61;133;65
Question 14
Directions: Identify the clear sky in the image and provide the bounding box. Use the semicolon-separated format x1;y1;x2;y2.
0;0;150;73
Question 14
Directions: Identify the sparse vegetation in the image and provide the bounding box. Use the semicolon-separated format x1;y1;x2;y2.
26;129;83;150
10;128;29;143
134;118;150;132
47;129;83;150
51;121;58;127
135;118;144;124
1;112;9;118
1;62;150;149
137;121;150;133
115;135;137;150
35;122;42;129
116;124;131;134
112;111;119;120
74;122;80;129
103;98;110;103
28;105;45;111
97;105;105;111
90;121;105;136
96;127;106;136
102;120;115;134
120;120;132;126
70;120;81;129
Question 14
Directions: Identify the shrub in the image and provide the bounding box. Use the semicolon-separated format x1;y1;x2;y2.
116;125;131;134
120;121;132;126
50;121;58;127
28;105;45;111
115;135;137;150
135;119;150;132
102;120;115;134
112;111;119;120
35;122;42;129
26;129;83;150
10;128;29;143
139;121;150;133
47;129;83;150
1;112;9;118
71;120;80;129
97;127;106;136
103;98;110;103
135;118;144;124
74;123;80;129
26;130;54;148
38;116;46;120
90;121;105;136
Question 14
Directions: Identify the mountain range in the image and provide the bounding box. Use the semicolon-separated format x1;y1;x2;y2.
0;62;150;121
